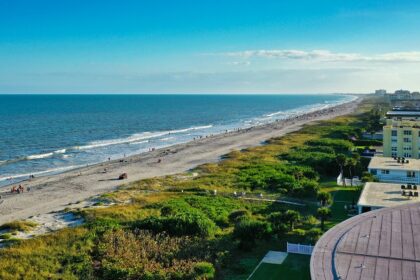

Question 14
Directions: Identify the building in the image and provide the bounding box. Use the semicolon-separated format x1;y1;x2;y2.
383;109;420;158
374;89;386;96
357;182;419;214
368;156;420;184
311;202;420;280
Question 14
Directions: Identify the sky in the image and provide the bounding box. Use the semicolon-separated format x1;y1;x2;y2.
1;0;420;94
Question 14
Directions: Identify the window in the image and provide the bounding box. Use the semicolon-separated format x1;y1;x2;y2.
370;169;377;175
392;130;398;136
392;147;398;151
381;169;390;174
404;130;412;135
403;153;412;158
407;171;416;178
392;152;398;157
404;138;412;143
404;146;412;151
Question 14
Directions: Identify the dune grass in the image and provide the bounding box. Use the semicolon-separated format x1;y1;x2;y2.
0;220;38;233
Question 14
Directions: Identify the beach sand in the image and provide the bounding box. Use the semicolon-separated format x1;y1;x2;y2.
0;97;362;226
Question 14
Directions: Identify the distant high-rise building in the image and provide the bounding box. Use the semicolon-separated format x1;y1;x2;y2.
375;89;387;96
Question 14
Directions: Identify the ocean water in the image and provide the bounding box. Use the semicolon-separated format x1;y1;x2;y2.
0;94;355;186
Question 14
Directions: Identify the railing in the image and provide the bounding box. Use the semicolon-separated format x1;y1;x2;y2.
287;242;314;255
376;175;420;184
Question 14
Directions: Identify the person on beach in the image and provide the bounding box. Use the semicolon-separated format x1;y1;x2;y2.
11;186;16;193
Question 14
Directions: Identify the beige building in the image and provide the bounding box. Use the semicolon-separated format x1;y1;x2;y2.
383;110;420;158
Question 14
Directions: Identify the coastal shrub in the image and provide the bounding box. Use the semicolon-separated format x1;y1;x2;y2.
159;195;242;228
233;219;271;250
305;139;353;153
361;171;377;182
0;233;12;240
236;163;299;191
98;229;213;280
352;139;382;146
306;228;323;243
302;145;336;154
183;195;242;227
193;262;216;279
291;179;319;198
137;210;216;237
0;220;37;232
287;165;319;181
267;212;289;235
228;209;251;224
0;227;93;280
282;151;338;176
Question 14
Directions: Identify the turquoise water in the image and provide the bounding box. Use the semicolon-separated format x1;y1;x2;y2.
0;94;354;186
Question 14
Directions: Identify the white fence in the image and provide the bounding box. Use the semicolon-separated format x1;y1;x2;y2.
286;242;314;255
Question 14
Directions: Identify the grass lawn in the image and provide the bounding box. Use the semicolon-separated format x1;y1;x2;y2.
249;254;311;280
329;187;360;227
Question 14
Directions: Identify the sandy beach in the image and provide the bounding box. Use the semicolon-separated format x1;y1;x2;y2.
0;97;362;226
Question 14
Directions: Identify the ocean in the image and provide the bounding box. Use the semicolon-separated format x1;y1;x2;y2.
0;94;355;186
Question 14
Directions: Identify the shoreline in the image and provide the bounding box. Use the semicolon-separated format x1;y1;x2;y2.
0;97;362;225
0;95;356;187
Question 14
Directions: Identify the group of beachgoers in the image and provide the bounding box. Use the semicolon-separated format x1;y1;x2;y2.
11;184;28;194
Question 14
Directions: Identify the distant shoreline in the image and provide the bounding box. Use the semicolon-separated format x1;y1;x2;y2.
0;94;357;188
0;96;362;225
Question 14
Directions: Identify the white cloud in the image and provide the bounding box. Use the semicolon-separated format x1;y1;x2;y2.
221;49;420;63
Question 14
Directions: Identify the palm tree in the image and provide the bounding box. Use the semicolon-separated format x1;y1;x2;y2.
282;210;300;231
317;191;332;207
346;158;357;187
317;207;331;230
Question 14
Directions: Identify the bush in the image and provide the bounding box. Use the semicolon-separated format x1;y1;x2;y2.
193;262;215;279
306;228;322;243
228;209;251;224
99;229;213;280
306;139;353;153
361;171;377;182
282;151;338;176
137;210;217;237
233;219;271;249
267;212;288;236
0;233;12;240
292;180;319;197
352;139;382;146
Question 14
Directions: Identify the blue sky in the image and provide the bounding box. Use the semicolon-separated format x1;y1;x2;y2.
1;0;420;93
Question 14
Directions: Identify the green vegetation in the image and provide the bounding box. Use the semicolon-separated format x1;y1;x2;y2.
0;97;383;279
0;220;37;233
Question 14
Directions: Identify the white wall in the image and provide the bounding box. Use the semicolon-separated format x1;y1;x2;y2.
369;168;420;184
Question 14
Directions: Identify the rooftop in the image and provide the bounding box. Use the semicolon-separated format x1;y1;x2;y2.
358;182;419;208
311;202;420;280
368;156;420;171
